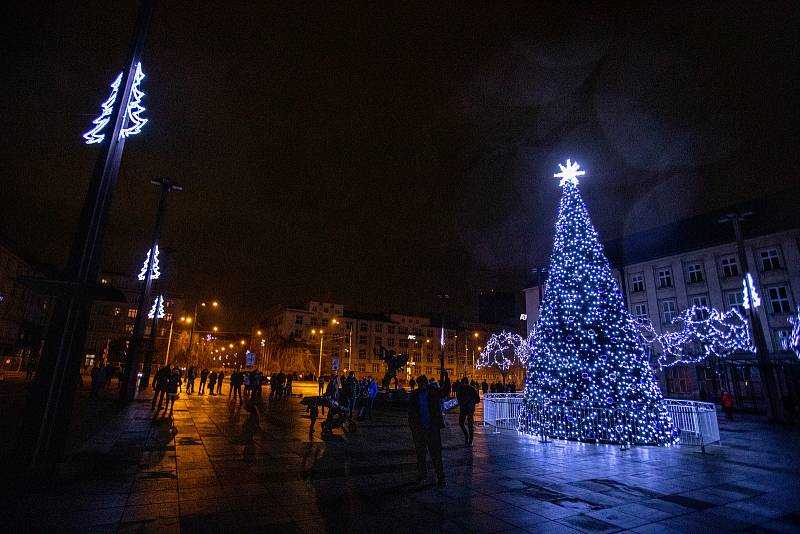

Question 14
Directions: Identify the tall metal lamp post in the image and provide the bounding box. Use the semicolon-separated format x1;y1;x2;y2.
123;177;181;400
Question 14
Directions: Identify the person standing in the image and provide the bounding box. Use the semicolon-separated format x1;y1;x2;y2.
208;370;218;395
481;379;489;397
344;371;357;416
721;390;734;420
286;373;293;398
408;373;451;487
307;398;319;433
163;369;181;417
217;370;225;395
151;365;171;410
367;376;378;420
199;368;209;394
318;374;325;396
454;377;480;446
231;370;243;403
187;366;197;394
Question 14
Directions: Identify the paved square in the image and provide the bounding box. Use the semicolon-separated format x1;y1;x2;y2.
3;384;800;533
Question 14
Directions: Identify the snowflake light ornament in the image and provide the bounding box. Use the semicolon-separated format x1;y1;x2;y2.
554;159;586;187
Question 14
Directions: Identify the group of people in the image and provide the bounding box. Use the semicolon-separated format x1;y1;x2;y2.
268;370;295;400
151;364;183;416
184;367;226;395
482;379;517;394
306;372;380;434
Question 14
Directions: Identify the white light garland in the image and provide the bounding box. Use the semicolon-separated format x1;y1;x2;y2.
147;294;165;319
83;63;148;145
477;331;525;372
788;312;800;359
742;272;761;309
137;245;160;281
635;306;754;369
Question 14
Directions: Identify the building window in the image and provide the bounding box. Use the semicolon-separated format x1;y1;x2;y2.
657;268;673;288
372;364;379;374
691;296;709;320
374;324;382;332
387;337;395;346
124;324;134;334
399;339;409;348
687;263;705;284
398;326;409;335
374;336;382;346
630;274;645;293
359;335;368;345
164;313;173;322
360;322;368;332
373;350;382;361
767;286;792;314
358;364;366;373
358;349;367;360
387;325;395;334
632;303;648;322
426;329;433;337
775;329;792;352
666;366;690;394
726;291;745;313
127;308;137;318
294;329;302;338
113;307;121;317
447;354;455;364
720;256;739;278
345;321;352;330
760;248;782;271
295;314;304;325
310;318;318;327
661;300;677;323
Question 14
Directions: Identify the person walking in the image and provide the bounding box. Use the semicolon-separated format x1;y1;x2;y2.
199;368;209;394
163;369;181;417
208;370;218;395
408;373;451;487
367;376;378;420
307;398;319;433
721;390;734;420
217;370;225;395
151;364;171;410
454;377;480;446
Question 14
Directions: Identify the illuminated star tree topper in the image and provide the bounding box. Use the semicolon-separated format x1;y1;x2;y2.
554;158;586;187
148;294;165;320
138;244;160;281
83;62;148;145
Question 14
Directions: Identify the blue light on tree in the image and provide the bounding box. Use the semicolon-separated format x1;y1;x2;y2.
519;160;677;446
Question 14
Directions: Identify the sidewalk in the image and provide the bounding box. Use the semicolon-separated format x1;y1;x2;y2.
2;385;800;533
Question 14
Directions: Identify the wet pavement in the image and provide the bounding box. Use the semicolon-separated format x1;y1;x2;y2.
3;384;800;533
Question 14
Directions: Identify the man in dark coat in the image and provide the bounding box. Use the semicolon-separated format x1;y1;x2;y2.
151;365;171;410
408;373;451;487
199;368;209;394
454;377;480;446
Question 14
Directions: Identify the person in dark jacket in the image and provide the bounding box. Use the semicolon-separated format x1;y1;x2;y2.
187;366;197;394
151;365;171;410
230;370;243;403
454;377;480;446
199;368;209;394
408;373;451;487
216;370;224;394
163;369;181;417
481;379;489;396
208;371;218;395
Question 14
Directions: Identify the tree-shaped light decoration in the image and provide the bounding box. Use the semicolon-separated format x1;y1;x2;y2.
137;244;160;281
742;273;761;309
83;62;148;145
147;294;165;320
788;312;800;359
515;328;536;367
519;159;677;446
476;331;523;380
635;306;754;369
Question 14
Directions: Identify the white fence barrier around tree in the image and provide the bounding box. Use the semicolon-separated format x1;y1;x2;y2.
481;393;720;447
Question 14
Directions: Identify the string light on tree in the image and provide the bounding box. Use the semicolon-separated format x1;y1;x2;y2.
787;312;800;359
742;272;761;309
137;245;160;281
519;159;677;446
83;62;148;145
476;331;524;374
147;294;165;320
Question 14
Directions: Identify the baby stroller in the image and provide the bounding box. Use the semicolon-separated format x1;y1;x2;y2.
320;397;357;434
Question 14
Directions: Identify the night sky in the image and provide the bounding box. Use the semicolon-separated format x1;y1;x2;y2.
2;2;798;329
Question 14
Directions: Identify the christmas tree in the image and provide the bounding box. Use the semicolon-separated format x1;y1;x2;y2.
519;160;677;446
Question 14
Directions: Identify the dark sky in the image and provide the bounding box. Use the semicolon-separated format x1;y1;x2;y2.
2;2;798;329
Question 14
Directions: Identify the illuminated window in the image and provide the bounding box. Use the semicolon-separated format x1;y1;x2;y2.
775;329;792;352
127;308;137;318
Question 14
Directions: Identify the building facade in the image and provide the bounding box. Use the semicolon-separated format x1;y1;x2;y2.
255;301;517;384
523;191;799;413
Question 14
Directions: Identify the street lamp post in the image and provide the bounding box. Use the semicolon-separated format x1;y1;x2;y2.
719;212;781;420
314;330;325;378
123;177;182;400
